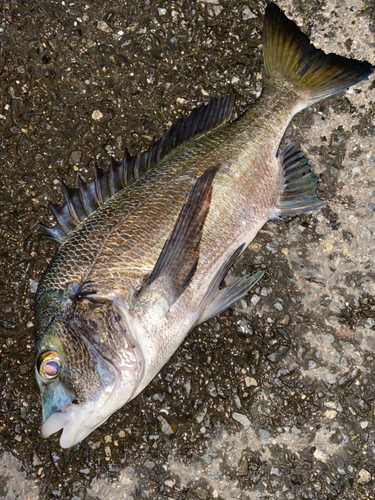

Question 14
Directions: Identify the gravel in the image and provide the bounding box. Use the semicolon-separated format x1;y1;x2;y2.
1;0;374;498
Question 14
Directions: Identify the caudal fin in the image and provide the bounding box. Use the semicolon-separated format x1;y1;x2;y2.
263;3;373;108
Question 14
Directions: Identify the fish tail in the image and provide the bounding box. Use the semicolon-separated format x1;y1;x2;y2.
263;3;373;109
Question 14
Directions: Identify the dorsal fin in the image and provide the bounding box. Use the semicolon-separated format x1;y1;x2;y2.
40;93;236;244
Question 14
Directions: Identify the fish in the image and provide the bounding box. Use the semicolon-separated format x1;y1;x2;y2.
34;3;373;448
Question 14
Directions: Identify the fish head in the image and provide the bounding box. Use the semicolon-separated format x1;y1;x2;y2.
35;291;140;448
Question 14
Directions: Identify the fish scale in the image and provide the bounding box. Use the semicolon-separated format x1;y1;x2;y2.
60;93;286;298
34;3;373;448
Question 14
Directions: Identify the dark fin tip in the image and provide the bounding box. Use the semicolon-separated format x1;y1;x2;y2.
263;3;373;106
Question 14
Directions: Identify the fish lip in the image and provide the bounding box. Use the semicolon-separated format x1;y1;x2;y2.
41;408;78;449
41;364;120;449
41;410;70;439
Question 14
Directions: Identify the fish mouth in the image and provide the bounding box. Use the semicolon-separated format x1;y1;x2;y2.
41;368;121;449
42;411;78;449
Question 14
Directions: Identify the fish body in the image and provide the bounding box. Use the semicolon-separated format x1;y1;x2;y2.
34;3;373;448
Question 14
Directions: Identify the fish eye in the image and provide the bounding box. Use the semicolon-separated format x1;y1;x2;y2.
37;351;61;380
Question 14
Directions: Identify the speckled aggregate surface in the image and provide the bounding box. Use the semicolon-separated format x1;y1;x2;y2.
0;0;375;499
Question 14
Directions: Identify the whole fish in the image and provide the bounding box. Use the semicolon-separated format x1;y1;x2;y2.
34;3;373;448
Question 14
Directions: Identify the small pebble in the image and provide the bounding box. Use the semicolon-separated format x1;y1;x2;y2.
324;401;343;412
176;97;187;106
271;467;281;476
88;440;101;450
237;456;249;477
232;412;250;428
196;407;207;423
267;345;289;363
236;318;253;337
245;376;258;387
33;453;42;467
324;410;337;419
69;150;82;165
50;152;63;165
183;377;191;398
97;21;112;33
0;316;17;330
143;459;155;470
358;469;371;484
251;295;260;306
205;380;217;397
258;429;271;441
164;479;175;488
157;415;175;435
29;279;38;293
19;364;29;375
92;110;103;120
360;227;371;240
242;6;257;20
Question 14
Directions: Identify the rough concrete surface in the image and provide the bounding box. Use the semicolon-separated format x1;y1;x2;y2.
0;0;374;498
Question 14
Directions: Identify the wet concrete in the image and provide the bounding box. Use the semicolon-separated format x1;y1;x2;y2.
0;0;374;498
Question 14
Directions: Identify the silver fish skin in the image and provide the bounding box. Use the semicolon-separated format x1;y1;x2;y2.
34;2;373;448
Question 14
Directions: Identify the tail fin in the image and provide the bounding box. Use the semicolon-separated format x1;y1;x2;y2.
263;3;373;108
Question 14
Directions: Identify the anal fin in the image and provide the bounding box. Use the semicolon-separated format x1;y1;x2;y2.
197;244;264;324
275;141;326;217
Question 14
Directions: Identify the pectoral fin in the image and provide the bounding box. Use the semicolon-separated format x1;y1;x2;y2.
138;164;220;308
197;244;264;324
274;141;326;217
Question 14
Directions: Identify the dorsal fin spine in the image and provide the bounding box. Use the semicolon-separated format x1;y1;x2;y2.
134;145;142;180
61;182;80;225
78;176;90;216
108;161;116;197
48;202;71;235
94;165;104;205
123;150;130;186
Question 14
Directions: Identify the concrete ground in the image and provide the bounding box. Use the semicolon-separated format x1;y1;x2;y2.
0;0;374;498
